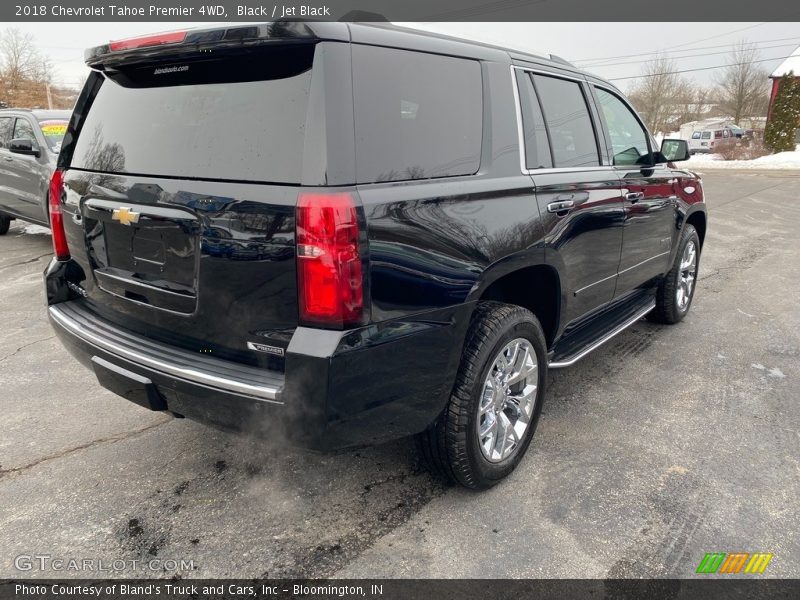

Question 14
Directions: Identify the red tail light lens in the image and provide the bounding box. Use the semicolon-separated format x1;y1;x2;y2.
109;31;186;51
296;192;364;328
49;169;70;261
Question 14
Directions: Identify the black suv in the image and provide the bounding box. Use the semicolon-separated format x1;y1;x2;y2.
45;22;706;489
0;109;70;233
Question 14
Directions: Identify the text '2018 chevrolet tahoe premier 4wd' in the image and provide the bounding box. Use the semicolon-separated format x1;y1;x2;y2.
45;22;706;489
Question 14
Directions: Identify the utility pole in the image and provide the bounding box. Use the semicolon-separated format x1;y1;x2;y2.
46;82;53;109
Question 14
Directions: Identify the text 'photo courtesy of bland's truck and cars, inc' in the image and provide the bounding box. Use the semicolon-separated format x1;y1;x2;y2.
15;4;331;18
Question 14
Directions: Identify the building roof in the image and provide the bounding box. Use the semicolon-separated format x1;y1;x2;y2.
771;45;800;78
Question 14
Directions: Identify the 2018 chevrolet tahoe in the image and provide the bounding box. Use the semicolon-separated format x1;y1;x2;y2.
45;22;706;489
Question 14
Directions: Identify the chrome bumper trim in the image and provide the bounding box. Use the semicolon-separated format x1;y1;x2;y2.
49;304;282;402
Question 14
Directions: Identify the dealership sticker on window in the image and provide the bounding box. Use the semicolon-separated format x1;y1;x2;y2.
40;120;68;136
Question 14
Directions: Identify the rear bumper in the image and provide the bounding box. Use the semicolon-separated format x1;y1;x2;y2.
47;287;470;451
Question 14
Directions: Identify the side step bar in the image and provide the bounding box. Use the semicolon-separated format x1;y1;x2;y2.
548;300;656;369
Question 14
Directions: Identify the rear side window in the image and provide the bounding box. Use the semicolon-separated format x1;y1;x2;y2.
701;131;711;139
0;117;12;148
352;45;482;183
533;74;599;168
516;71;552;170
70;46;314;183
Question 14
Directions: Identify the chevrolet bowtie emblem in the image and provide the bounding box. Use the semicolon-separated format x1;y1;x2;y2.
112;207;140;226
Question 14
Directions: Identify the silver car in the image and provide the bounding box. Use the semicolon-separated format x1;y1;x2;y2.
0;108;71;234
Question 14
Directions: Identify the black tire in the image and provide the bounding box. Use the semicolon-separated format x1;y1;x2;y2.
419;301;547;489
649;224;700;324
0;215;11;235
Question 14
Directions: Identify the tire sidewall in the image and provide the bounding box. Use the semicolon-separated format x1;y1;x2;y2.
463;317;547;486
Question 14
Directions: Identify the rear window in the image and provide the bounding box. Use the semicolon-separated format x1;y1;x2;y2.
352;45;482;184
71;46;314;183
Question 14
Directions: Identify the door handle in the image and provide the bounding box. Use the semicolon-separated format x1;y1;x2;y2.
626;192;644;203
3;157;13;162
547;200;574;214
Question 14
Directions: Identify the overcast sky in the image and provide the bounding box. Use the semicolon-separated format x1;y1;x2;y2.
6;21;800;91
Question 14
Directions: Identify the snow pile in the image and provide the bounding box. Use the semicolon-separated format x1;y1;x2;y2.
23;224;52;235
686;146;800;170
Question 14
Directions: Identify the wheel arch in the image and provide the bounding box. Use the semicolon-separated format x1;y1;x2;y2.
685;209;706;251
475;263;561;349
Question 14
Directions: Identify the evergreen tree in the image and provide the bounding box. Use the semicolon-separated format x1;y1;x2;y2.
765;72;800;153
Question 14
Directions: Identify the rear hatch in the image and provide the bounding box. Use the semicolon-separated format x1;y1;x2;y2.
60;33;332;370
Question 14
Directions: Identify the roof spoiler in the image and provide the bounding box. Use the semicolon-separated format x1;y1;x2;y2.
84;21;349;68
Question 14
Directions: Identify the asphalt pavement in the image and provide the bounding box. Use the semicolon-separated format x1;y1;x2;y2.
0;171;798;578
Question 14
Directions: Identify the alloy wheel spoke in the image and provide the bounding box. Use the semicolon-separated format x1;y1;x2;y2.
507;386;536;420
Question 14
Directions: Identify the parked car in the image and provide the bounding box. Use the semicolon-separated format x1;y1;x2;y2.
0;109;70;233
688;124;745;154
45;22;706;489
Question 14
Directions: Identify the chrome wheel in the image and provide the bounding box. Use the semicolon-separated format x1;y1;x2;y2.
676;240;697;311
477;338;538;463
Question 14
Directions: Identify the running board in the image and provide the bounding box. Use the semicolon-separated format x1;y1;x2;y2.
548;300;656;369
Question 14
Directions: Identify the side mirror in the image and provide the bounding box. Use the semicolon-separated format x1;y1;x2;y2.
9;138;40;157
660;138;690;162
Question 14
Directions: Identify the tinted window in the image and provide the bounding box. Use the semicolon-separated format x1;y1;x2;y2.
691;132;701;139
13;118;36;142
595;88;651;166
0;117;12;148
701;131;711;139
516;72;552;169
353;46;482;183
533;75;599;168
71;47;314;183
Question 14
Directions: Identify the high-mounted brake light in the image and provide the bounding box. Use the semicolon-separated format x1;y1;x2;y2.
49;169;70;261
109;31;186;51
296;192;364;328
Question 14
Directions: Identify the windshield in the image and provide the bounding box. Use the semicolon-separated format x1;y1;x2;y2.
38;119;68;152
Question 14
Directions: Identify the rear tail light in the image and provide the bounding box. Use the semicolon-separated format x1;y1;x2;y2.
109;31;186;51
49;169;70;261
296;192;364;328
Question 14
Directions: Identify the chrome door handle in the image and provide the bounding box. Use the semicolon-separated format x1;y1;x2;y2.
547;200;574;213
626;192;644;202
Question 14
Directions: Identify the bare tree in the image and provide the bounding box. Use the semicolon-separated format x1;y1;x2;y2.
715;41;770;123
627;55;685;134
0;28;51;108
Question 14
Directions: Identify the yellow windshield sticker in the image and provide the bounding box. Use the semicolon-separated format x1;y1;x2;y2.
40;121;68;136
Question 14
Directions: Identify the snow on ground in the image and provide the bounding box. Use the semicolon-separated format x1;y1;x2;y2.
22;224;51;235
686;145;800;170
